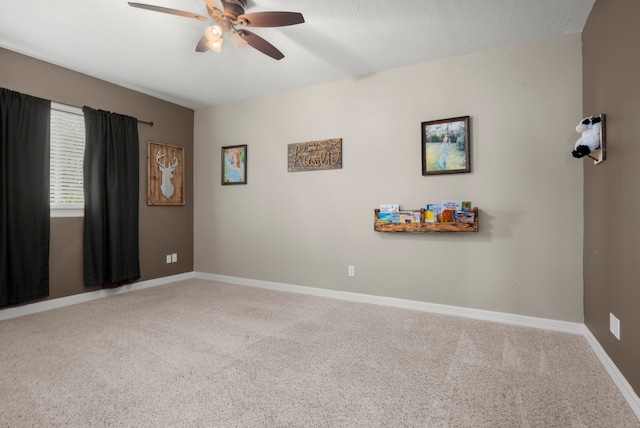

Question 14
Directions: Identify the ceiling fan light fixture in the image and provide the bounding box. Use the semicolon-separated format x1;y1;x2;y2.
206;39;223;53
230;32;247;49
204;24;224;53
204;24;223;43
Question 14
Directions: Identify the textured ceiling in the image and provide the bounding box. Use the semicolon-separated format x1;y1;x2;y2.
0;0;595;109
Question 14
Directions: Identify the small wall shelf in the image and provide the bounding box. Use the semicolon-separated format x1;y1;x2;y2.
373;208;479;233
587;114;606;165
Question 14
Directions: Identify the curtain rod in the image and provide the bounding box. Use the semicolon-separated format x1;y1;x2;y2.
52;100;153;127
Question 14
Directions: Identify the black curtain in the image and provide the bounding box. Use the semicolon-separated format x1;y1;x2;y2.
0;88;51;307
83;107;140;287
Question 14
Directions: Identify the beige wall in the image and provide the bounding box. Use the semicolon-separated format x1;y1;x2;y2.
0;47;194;302
582;0;640;395
194;34;585;322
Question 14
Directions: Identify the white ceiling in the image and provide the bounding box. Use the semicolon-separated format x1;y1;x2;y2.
0;0;595;110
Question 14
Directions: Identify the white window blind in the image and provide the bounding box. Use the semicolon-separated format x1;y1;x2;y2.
50;102;85;213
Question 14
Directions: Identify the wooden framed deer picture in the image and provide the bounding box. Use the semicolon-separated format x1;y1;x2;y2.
147;141;185;206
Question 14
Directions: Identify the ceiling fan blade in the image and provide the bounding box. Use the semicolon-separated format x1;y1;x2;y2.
127;2;208;21
203;0;223;18
195;35;209;52
238;30;284;60
237;11;304;27
220;0;247;19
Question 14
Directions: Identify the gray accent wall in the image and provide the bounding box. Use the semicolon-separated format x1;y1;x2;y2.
582;0;640;396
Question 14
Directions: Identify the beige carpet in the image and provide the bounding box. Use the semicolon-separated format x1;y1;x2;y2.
0;278;637;427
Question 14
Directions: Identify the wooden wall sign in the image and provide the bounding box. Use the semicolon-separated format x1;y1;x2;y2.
287;138;342;172
147;141;185;205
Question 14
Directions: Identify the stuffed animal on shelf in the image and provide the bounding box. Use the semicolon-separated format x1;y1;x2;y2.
572;115;602;158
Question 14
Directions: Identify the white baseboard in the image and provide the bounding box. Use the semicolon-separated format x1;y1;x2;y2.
194;272;584;334
0;272;194;321
583;327;640;420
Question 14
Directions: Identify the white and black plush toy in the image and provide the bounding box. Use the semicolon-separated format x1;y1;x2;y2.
572;115;602;158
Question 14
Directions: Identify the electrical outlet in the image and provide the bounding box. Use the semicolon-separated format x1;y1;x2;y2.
610;313;621;340
171;253;177;263
348;265;355;277
166;254;172;264
610;313;615;335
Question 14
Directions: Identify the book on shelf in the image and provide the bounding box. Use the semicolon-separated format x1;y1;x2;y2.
392;210;419;224
425;204;441;223
440;209;455;222
441;200;473;212
425;200;474;222
441;200;462;212
377;212;393;223
452;201;474;223
377;204;400;223
379;204;399;213
456;211;475;223
377;201;474;225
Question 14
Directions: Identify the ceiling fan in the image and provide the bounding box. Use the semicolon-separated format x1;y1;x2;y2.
128;0;304;60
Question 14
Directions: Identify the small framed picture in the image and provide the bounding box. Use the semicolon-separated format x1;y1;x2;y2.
221;145;247;185
422;116;470;175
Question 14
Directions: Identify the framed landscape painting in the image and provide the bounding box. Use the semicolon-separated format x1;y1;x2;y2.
422;116;470;175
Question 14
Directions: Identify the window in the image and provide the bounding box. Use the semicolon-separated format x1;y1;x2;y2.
50;102;85;217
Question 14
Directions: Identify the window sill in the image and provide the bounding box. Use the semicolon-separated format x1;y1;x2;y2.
51;209;84;218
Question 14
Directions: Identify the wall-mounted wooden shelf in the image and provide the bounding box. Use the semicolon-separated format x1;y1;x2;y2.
586;114;606;165
374;208;479;233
